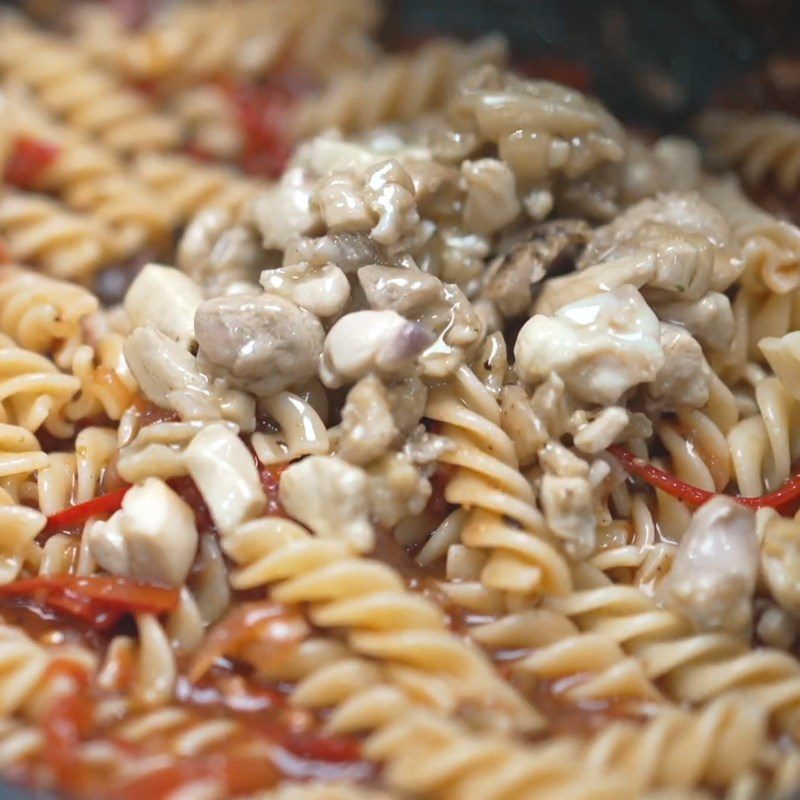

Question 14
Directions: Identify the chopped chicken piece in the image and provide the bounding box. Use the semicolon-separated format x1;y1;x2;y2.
358;265;443;314
184;422;265;534
88;478;198;587
179;209;264;296
646;323;711;411
337;375;398;466
659;497;758;633
367;452;431;528
461;158;520;235
515;286;664;405
124;264;204;349
279;456;374;552
654;292;734;353
261;261;350;318
195;293;324;396
540;473;595;560
320;310;433;388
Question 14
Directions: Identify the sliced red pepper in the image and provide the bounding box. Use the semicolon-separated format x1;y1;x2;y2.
281;730;363;763
4;137;61;189
224;81;295;179
46;487;130;532
609;444;800;511
0;576;179;631
42;660;93;788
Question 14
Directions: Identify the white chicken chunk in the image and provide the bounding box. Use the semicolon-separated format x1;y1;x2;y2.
515;286;664;404
88;478;198;587
260;261;350;318
195;293;325;396
279;456;374;552
124;264;204;349
654;292;734;353
183;423;266;534
659;496;758;633
320;310;434;388
647;323;711;411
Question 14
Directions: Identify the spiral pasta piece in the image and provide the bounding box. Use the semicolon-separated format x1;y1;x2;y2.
425;365;572;601
291;35;507;139
584;696;766;791
0;334;80;438
221;514;541;733
0;16;182;154
134;153;265;227
702;176;800;295
366;709;634;800
699;110;800;195
170;83;244;162
471;606;665;704
73;0;380;87
0;191;115;280
0;266;99;367
547;583;800;736
6;93;172;254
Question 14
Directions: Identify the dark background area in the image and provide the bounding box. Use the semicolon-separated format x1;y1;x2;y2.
385;0;800;130
0;0;799;798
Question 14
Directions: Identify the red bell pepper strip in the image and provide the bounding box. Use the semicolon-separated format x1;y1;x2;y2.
46;487;130;531
609;444;800;511
0;576;180;631
5;137;61;189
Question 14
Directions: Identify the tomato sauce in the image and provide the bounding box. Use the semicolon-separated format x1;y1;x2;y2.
4;137;61;189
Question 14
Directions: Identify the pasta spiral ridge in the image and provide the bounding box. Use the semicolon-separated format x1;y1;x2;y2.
365;709;635;800
0;266;99;368
425;364;572;600
0;191;115;280
0;334;81;438
0;17;182;154
547;583;800;736
221;514;542;733
291;35;507;139
6;94;172;254
702;176;800;295
699;110;800;195
134;153;265;227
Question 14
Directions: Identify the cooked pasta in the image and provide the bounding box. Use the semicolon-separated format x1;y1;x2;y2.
0;191;115;280
0;15;182;154
133;153;265;227
699;109;800;195
3;91;172;256
1;5;800;799
291;35;508;139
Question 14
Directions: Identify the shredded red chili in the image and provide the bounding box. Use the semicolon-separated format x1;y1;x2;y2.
225;81;295;179
0;576;180;631
46;487;130;532
41;661;93;788
609;444;800;512
4;137;61;189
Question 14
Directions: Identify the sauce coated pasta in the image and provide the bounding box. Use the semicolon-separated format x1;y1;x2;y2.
0;2;798;799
